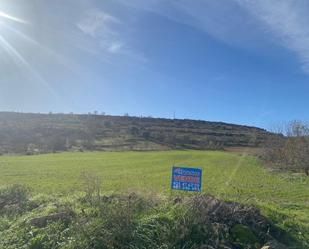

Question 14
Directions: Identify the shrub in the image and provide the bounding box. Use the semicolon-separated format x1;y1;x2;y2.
261;121;309;175
0;185;31;216
0;193;295;249
80;172;102;203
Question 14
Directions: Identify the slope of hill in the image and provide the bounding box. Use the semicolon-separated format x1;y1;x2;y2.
0;112;273;154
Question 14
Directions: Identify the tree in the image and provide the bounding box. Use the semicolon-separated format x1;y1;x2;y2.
262;121;309;175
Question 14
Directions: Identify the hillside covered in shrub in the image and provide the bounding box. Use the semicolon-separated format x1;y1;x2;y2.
0;112;273;154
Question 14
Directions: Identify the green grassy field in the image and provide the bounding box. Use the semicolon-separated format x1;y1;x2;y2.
0;150;308;245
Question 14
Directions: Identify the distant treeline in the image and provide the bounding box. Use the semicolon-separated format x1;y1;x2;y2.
0;112;274;155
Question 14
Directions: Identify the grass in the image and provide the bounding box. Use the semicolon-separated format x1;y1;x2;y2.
0;150;308;246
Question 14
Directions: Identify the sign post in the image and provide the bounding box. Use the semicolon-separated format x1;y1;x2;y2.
171;166;202;192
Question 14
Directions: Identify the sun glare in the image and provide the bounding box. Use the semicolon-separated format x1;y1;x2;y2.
0;8;57;98
0;10;27;24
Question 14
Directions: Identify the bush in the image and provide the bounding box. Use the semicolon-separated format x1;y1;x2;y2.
0;193;296;249
261;121;309;175
0;185;32;216
68;195;290;249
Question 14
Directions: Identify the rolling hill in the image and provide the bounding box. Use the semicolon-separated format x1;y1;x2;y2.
0;112;274;154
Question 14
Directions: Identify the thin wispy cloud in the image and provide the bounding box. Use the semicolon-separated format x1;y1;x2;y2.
234;0;309;74
121;0;309;75
120;0;251;44
107;41;124;53
77;9;119;37
76;8;145;62
76;9;123;56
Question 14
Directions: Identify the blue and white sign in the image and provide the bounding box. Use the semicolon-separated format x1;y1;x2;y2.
171;166;202;192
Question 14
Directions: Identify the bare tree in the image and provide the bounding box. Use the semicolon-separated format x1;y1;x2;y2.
262;121;309;175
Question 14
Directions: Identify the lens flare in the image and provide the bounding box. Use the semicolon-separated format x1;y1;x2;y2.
0;11;28;24
0;9;60;99
0;34;57;97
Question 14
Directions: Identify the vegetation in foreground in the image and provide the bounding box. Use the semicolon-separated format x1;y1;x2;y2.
0;150;308;248
0;185;302;249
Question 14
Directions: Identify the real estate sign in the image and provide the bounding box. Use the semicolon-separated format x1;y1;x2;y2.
171;166;202;192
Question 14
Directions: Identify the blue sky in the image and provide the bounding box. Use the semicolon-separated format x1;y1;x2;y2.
0;0;309;129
